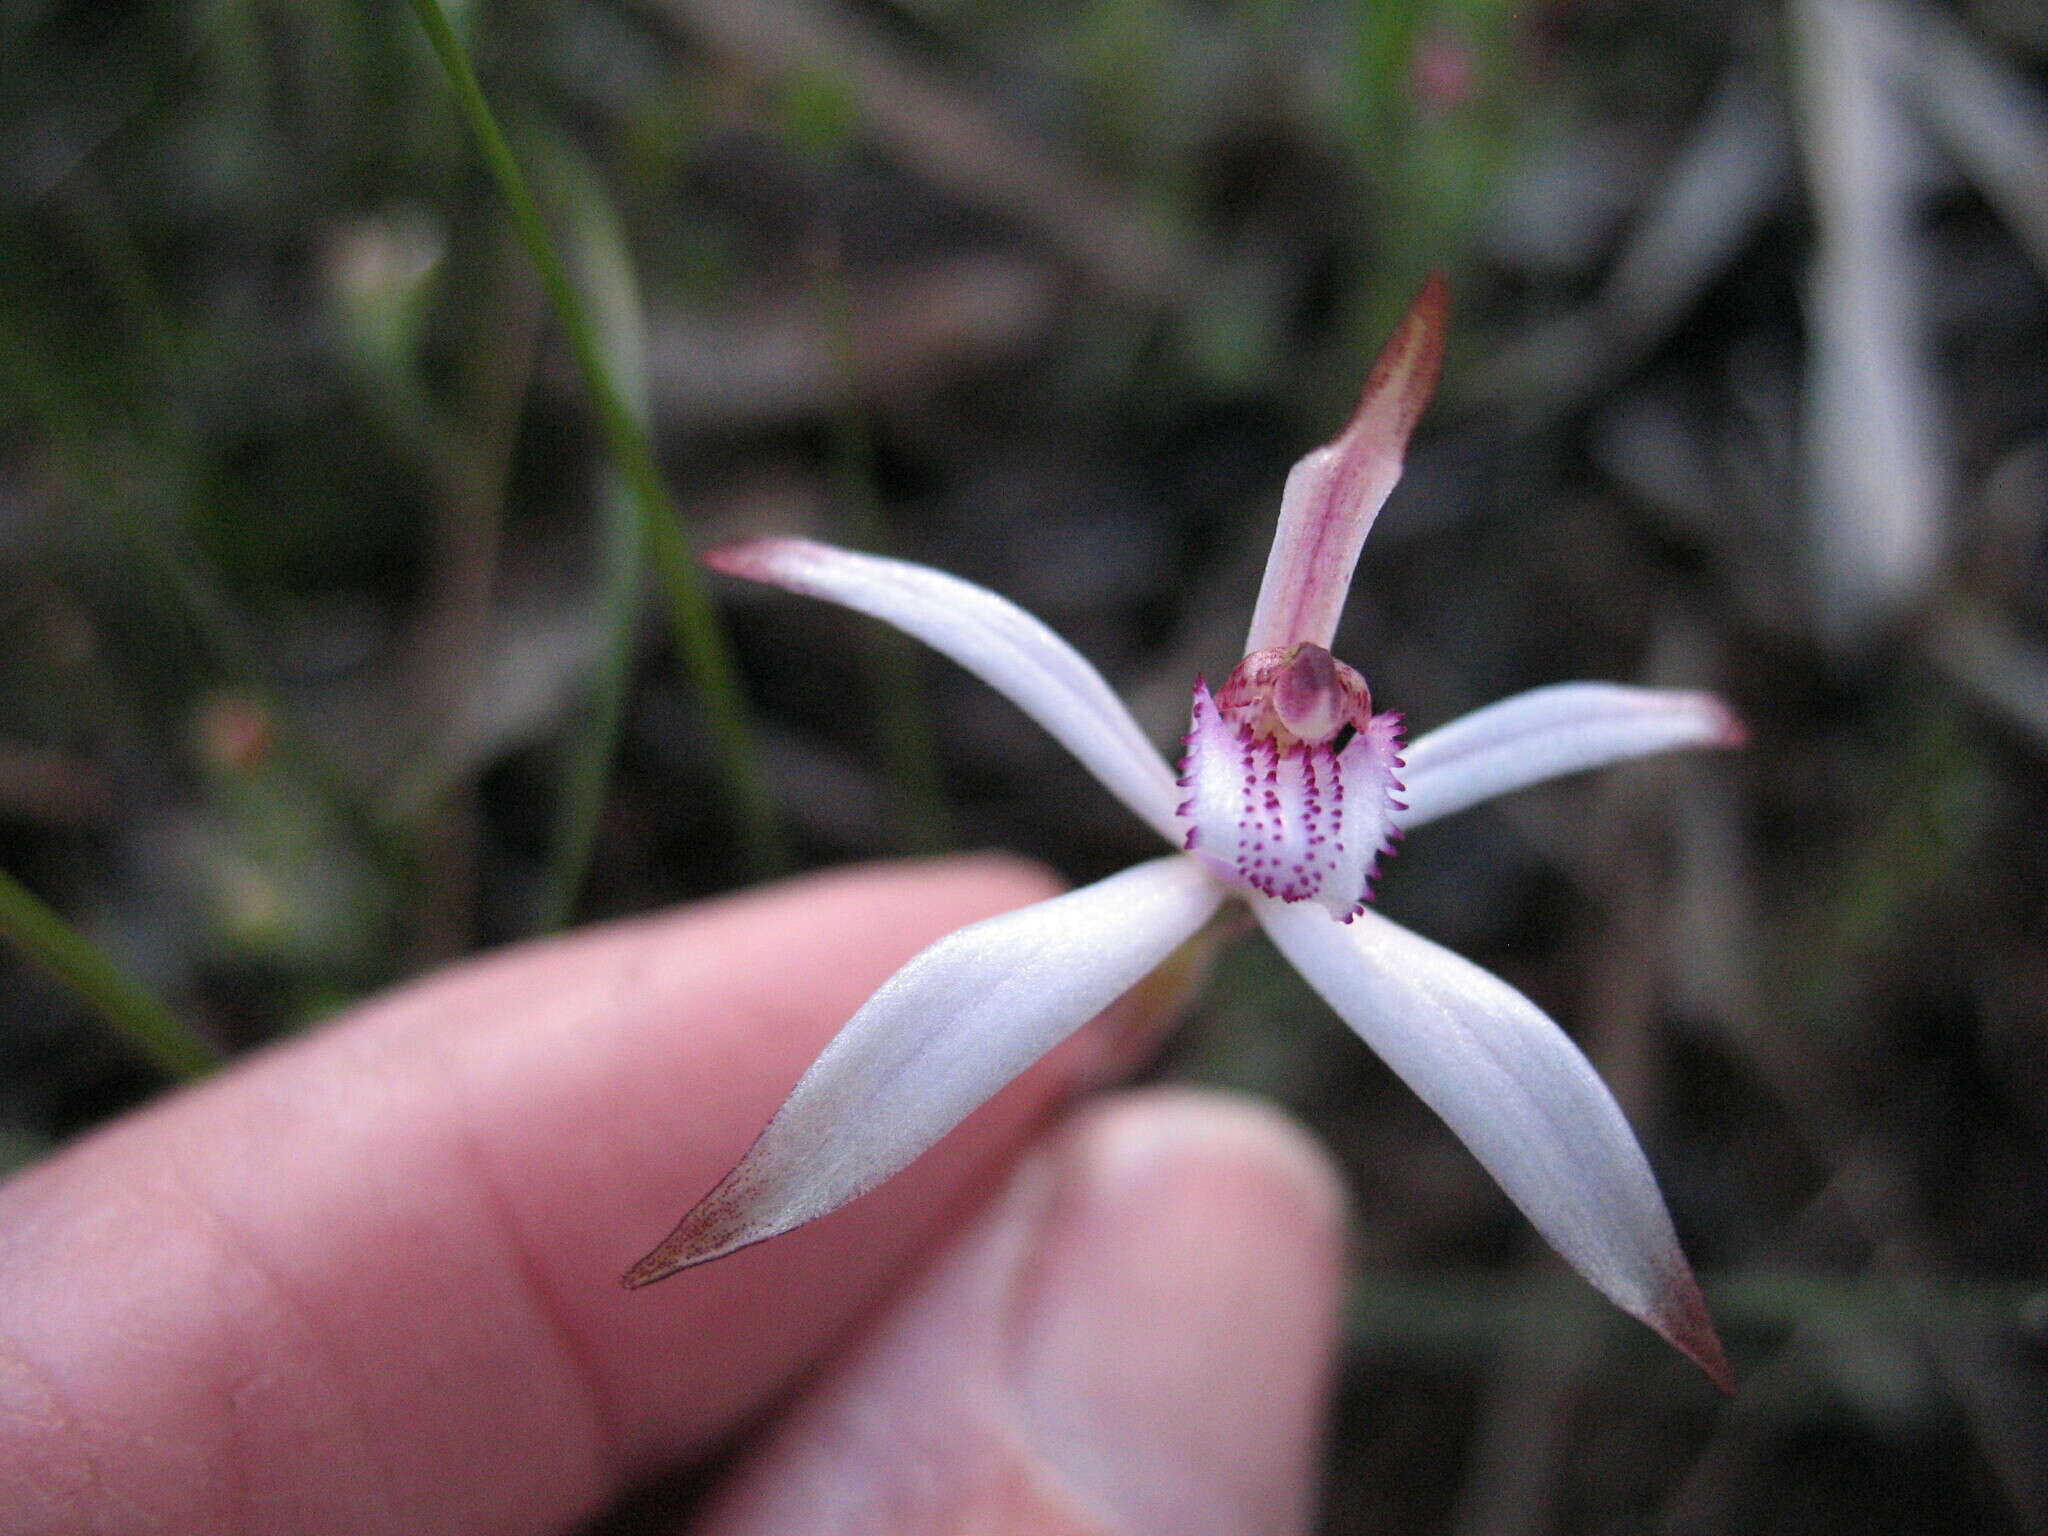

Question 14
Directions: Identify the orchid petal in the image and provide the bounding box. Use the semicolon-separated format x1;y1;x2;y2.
1244;273;1447;654
625;855;1224;1284
709;538;1182;840
1255;898;1729;1387
1397;683;1745;831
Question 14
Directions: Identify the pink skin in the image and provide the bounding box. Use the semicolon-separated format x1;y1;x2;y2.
0;858;1343;1535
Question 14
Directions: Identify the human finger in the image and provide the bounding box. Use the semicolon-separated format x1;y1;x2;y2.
691;1087;1347;1536
0;855;1180;1536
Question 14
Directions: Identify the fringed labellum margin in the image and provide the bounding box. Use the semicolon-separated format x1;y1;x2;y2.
1178;644;1405;921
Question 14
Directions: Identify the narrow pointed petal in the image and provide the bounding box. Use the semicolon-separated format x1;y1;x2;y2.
1256;899;1729;1387
1397;683;1745;831
626;856;1225;1285
709;538;1182;841
1244;273;1448;653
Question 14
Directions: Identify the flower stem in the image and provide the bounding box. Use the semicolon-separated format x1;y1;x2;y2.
0;866;220;1081
406;0;787;879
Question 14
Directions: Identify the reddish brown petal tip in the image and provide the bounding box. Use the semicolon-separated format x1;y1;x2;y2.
622;1177;759;1289
1651;1261;1734;1394
1339;270;1449;456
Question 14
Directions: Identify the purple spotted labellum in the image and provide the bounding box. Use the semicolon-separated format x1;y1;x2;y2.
629;276;1742;1390
1181;645;1404;918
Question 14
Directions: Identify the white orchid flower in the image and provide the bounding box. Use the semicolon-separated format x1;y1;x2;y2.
628;277;1740;1388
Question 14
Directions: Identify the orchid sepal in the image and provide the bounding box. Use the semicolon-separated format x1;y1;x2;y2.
1256;897;1731;1390
706;537;1182;842
624;855;1224;1287
1244;272;1448;655
1398;682;1746;831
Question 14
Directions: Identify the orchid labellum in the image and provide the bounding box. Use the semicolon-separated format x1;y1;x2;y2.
629;276;1740;1388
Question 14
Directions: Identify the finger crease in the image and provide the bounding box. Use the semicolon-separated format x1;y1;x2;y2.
447;1120;625;1501
156;1169;403;1536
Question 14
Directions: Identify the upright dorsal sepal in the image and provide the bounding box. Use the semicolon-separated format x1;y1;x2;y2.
1244;273;1448;654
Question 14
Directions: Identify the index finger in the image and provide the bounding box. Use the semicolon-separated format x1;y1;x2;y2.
0;855;1083;1536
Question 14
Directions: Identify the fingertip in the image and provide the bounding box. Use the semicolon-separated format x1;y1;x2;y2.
1046;1084;1350;1238
1007;1089;1349;1535
693;1087;1348;1536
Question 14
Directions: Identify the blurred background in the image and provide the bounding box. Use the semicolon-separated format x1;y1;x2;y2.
3;0;2046;1528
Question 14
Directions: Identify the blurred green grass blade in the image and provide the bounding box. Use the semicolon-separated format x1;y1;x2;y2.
0;283;415;885
406;0;787;881
1344;0;1428;151
1331;0;1516;360
0;299;256;686
533;135;648;933
537;477;642;933
811;245;956;855
0;867;220;1081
